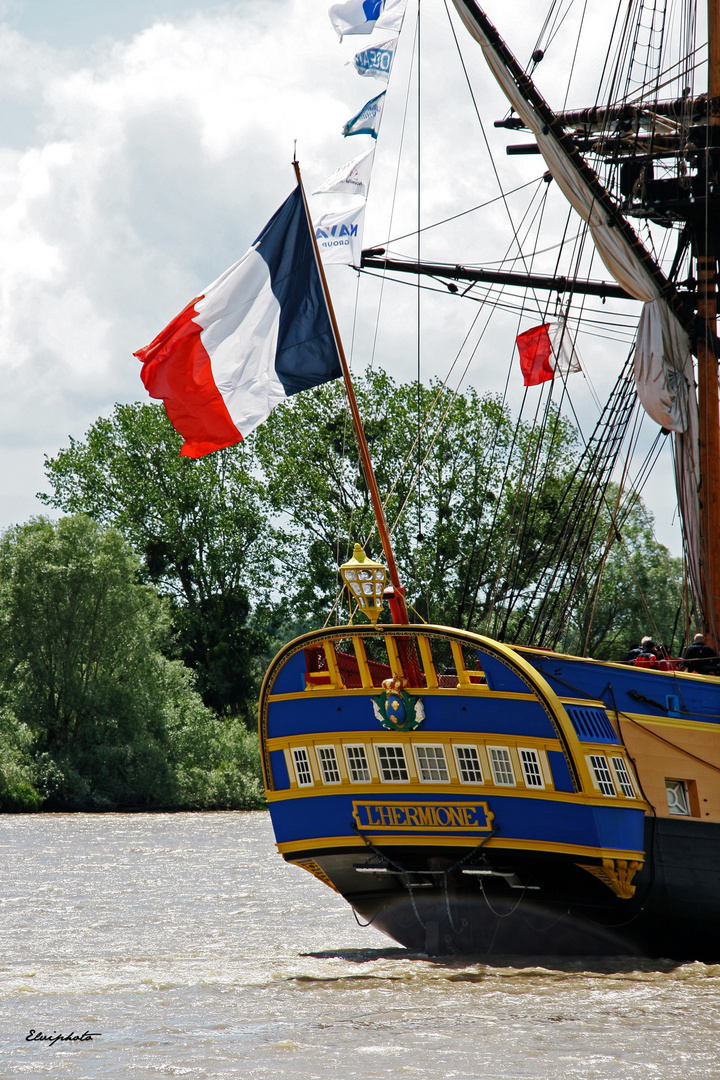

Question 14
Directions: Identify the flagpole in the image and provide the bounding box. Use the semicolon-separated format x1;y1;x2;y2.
293;158;409;624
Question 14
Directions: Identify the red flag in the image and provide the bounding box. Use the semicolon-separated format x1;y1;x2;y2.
516;323;554;386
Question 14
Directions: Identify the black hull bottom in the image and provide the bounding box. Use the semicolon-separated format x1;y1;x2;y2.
357;893;640;958
310;817;720;960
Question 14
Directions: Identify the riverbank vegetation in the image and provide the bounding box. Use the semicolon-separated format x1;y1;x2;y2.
0;516;263;812
0;370;683;811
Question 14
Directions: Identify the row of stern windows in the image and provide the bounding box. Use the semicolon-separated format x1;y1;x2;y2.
282;741;639;799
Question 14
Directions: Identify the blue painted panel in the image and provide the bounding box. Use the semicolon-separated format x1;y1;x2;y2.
268;789;646;854
520;652;720;723
547;750;575;792
270;793;354;842
590;803;646;850
479;652;529;694
431;696;557;737
271;650;307;695
267;697;355;738
266;693;557;739
269;749;290;790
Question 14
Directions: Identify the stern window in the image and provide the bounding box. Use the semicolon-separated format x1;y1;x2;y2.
589;754;616;796
345;745;371;784
519;748;544;788
454;745;484;784
414;745;450;783
611;757;636;798
488;747;515;786
317;746;341;785
292;747;314;787
376;745;410;782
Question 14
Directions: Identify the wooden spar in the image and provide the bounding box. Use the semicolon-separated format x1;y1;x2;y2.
360;252;634;300
292;158;409;624
697;0;720;647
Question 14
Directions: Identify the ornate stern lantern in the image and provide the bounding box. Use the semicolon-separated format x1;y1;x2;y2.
340;544;386;624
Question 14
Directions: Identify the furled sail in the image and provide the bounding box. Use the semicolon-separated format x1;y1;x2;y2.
450;0;703;621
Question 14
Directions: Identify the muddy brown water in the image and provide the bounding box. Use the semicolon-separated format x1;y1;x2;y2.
1;811;718;1078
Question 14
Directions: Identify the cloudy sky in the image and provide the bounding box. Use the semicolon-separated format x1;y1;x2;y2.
0;0;683;552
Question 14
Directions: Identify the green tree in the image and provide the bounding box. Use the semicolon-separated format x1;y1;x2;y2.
557;490;685;660
39;374;684;673
0;515;264;811
40;403;279;717
0;709;41;811
253;369;580;629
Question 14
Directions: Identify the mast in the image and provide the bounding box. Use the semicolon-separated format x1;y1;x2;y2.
293;159;410;624
448;0;720;644
696;0;720;646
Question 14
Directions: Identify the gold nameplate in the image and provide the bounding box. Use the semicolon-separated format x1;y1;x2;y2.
352;800;494;831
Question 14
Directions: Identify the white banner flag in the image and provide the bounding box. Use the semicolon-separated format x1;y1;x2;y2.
375;0;407;33
351;38;397;81
313;149;375;197
342;92;385;139
314;203;366;265
329;0;407;41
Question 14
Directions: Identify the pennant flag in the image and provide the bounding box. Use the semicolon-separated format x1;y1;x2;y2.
329;0;407;41
516;321;582;386
135;186;342;458
351;37;397;81
314;203;366;265
313;148;375;197
374;0;407;32
343;91;386;139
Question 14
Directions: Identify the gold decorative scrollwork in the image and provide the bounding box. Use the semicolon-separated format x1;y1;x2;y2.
294;858;340;893
577;858;642;899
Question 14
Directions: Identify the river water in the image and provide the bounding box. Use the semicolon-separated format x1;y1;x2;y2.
1;811;718;1079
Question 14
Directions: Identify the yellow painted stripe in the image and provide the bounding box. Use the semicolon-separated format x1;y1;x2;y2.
265;784;641;808
266;731;559;751
267;687;536;703
277;834;645;860
613;710;720;733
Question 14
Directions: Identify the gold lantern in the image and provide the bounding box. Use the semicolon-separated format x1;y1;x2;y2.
340;544;386;624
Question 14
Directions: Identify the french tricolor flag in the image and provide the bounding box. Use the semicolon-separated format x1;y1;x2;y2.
135;186;342;458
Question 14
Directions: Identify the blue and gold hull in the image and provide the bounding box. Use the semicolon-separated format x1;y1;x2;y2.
259;625;720;958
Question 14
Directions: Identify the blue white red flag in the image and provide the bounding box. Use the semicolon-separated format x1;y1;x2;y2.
329;0;407;41
135;187;342;457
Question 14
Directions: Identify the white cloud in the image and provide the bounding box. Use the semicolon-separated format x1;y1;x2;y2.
0;3;357;488
0;0;683;555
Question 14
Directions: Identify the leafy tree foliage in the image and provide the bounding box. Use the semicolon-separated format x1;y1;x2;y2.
39;374;685;685
0;516;264;811
253;369;580;629
40;404;279;716
558;490;685;659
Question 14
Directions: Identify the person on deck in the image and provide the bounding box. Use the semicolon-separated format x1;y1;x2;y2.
621;636;658;664
682;633;719;675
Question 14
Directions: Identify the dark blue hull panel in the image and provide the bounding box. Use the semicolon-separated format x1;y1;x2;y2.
269;791;646;853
